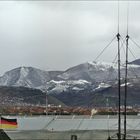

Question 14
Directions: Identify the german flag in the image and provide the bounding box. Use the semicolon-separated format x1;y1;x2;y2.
0;117;18;129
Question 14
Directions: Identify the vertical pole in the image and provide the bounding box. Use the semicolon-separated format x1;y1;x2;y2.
124;1;129;139
124;35;129;140
107;98;110;138
117;1;121;139
46;92;48;115
0;116;1;129
117;33;121;140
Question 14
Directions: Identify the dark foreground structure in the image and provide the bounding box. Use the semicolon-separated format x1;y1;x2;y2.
0;129;11;140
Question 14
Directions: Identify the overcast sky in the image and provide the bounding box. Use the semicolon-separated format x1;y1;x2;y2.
0;1;140;75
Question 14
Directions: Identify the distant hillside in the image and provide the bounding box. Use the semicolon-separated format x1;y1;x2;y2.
129;59;140;65
52;79;140;107
0;86;65;107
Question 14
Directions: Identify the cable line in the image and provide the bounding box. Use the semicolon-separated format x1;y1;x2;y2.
112;37;125;64
128;47;137;60
126;1;129;36
117;0;120;34
94;36;116;62
129;37;140;50
127;48;139;78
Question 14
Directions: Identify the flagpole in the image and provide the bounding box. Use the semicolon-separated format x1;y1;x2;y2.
0;116;1;130
46;91;48;116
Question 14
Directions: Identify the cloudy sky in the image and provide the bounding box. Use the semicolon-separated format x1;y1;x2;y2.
0;1;140;75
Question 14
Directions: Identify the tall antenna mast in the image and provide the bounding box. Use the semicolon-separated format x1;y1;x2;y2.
124;1;129;140
117;33;121;140
117;0;121;140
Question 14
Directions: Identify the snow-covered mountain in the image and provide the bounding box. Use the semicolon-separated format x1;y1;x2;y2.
0;61;140;94
57;61;118;82
0;66;62;88
57;61;140;82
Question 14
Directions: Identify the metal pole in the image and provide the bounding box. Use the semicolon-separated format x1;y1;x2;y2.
46;92;48;115
117;33;121;140
124;35;129;140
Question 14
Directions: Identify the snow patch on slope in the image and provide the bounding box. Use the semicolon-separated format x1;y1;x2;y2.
120;82;131;87
46;80;91;93
88;61;118;69
95;83;111;91
20;67;29;77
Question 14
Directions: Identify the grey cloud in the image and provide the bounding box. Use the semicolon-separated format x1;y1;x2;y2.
0;1;139;75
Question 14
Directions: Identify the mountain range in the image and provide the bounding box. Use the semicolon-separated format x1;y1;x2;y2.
0;59;140;107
